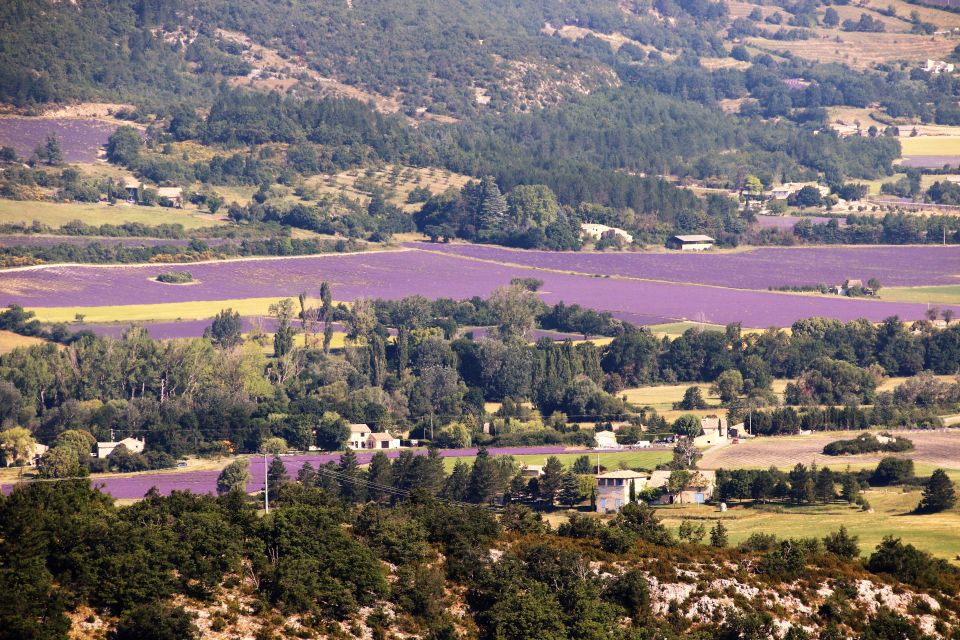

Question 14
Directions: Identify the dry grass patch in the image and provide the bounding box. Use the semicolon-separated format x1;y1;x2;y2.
900;136;960;156
28;297;310;323
0;329;47;354
304;165;472;212
747;31;955;69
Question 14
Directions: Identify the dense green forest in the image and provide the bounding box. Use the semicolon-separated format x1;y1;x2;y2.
3;0;942;249
3;475;958;640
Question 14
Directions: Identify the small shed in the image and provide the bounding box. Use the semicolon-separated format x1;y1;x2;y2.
594;430;620;449
666;234;715;251
96;437;145;458
156;187;183;208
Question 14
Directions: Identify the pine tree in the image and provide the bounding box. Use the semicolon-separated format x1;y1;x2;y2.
296;461;317;486
916;469;957;513
267;455;289;495
815;467;835;503
445;460;471;501
539;456;565;505
840;472;860;503
558;472;585;507
338;449;366;503
710;522;728;548
467;447;497;504
478;176;507;231
572;455;593;475
367;451;393;503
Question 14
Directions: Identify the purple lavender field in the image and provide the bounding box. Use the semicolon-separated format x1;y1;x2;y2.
900;156;960;169
0;446;581;499
407;243;960;289
0;118;119;163
2;248;957;328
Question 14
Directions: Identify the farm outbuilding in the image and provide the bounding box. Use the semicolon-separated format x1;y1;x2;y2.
96;437;145;458
366;432;401;450
666;234;715;251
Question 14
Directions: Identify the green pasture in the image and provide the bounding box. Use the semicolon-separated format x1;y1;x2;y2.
440;449;673;473
654;487;960;562
879;285;960;306
0;199;222;229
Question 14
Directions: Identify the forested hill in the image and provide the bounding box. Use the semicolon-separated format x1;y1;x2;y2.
10;0;960;244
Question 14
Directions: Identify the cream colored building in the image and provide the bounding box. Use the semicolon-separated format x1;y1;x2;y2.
596;469;649;513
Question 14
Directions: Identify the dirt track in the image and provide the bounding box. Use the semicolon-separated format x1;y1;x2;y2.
700;429;960;471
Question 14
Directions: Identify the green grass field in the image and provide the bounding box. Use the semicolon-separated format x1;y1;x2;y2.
440;449;673;473
879;285;960;306
0;199;223;229
654;488;960;562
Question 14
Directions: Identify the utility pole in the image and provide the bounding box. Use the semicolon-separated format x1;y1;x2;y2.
263;452;269;514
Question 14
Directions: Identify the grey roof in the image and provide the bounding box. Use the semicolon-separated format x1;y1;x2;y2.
673;234;716;243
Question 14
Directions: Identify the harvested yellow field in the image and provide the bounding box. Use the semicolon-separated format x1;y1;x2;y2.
900;136;960;156
28;296;317;323
621;383;721;410
0;329;47;354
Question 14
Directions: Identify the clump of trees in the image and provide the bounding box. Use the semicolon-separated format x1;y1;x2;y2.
822;432;914;456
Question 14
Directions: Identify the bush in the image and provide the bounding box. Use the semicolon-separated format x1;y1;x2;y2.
110;602;199;640
156;271;194;284
870;458;914;486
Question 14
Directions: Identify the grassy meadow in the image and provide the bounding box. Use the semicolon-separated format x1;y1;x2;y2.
879;285;960;305
654;487;960;562
0;199;223;229
440;449;673;473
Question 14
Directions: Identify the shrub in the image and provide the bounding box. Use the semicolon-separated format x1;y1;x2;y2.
870;458;915;486
156;271;194;284
110;602;199;640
